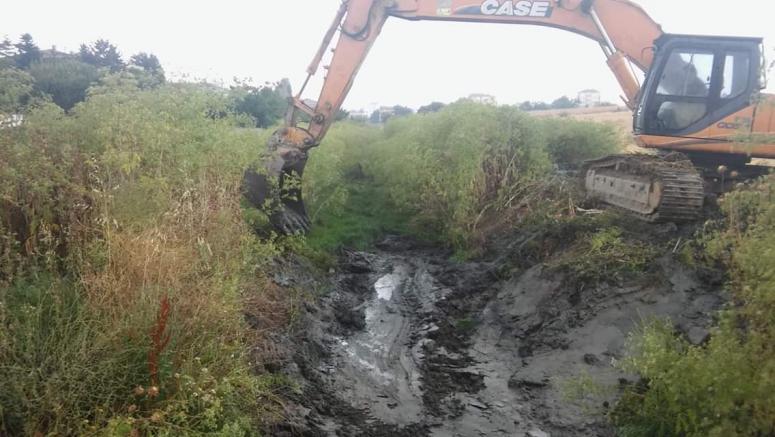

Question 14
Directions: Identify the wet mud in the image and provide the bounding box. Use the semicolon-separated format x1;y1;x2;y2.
265;231;724;437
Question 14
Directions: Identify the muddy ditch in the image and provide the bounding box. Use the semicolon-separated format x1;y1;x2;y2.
259;222;725;437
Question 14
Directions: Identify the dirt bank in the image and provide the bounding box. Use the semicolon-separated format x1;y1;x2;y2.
261;222;725;436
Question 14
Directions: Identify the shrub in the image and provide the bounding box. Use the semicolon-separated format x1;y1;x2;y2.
303;103;624;252
370;102;552;248
305;122;382;223
0;67;36;115
613;176;775;437
29;59;101;111
540;117;624;168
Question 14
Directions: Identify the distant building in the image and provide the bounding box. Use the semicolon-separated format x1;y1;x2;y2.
378;106;397;116
349;109;370;121
467;93;497;106
577;89;601;107
40;47;73;60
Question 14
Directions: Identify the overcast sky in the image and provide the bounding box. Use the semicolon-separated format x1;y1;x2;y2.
2;0;773;110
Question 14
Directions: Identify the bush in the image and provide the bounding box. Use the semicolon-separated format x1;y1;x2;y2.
303;122;403;250
29;59;101;111
371;102;552;248
303;102;624;252
0;82;292;435
0;67;36;115
613;176;775;437
229;81;289;128
305;122;382;222
540;117;624;168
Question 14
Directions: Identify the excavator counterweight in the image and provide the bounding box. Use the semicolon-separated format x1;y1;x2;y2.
245;0;775;234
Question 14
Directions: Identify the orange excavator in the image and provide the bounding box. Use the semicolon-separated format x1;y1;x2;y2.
244;0;775;234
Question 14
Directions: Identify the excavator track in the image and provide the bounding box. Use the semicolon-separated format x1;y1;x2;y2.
584;154;705;223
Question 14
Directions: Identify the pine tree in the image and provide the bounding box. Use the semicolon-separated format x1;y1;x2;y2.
0;37;16;58
130;52;163;75
14;34;41;69
79;39;125;72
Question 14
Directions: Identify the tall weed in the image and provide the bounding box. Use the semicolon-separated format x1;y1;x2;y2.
540;117;623;168
303;103;624;252
0;82;290;435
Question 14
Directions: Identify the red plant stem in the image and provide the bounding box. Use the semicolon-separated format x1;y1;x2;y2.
148;295;171;387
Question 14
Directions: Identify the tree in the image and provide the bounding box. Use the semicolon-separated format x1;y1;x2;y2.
0;38;15;69
335;109;350;121
535;102;550;110
29;59;100;111
369;110;381;124
79;39;125;72
129;52;165;88
0;37;15;58
519;101;550;111
130;53;163;75
230;82;287;128
14;34;40;69
392;105;414;117
0;68;35;115
418;101;446;114
550;95;578;110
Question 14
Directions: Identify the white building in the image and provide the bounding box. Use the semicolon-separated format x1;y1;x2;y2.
577;89;601;107
468;94;497;106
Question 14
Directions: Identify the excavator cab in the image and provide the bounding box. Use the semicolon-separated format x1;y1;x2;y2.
635;34;763;138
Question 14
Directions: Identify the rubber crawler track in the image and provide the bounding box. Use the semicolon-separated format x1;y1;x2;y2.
584;154;705;222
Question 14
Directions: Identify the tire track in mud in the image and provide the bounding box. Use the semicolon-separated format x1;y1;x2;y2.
327;262;424;425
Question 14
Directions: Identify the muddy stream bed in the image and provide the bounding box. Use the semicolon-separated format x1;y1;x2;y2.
267;235;723;437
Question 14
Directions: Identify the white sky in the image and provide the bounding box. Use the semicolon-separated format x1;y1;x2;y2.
2;0;774;110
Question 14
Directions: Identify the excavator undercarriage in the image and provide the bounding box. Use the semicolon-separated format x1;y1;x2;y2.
584;154;705;222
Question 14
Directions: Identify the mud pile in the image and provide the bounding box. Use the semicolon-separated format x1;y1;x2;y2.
261;223;724;437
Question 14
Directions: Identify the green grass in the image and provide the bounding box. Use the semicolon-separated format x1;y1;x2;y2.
307;181;410;251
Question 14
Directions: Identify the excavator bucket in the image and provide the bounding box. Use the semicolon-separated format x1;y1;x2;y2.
243;128;314;235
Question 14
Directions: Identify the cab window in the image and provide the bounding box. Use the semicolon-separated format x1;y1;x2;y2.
721;51;751;99
655;51;714;131
657;52;713;97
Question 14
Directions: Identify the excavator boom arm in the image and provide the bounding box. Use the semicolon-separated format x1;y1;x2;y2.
289;0;663;147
